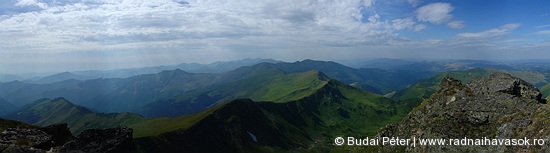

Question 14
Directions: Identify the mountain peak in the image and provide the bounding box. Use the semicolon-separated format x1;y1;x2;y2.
378;72;550;152
469;72;545;103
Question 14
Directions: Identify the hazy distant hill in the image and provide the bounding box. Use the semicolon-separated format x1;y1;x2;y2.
0;73;22;83
343;58;520;72
0;98;15;116
0;69;218;113
23;72;94;84
71;58;280;80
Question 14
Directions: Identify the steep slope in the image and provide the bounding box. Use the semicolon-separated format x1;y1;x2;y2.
141;66;330;117
540;83;550;100
135;79;407;152
378;72;550;152
5;98;145;135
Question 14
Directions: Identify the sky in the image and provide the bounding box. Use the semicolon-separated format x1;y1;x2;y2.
1;0;549;73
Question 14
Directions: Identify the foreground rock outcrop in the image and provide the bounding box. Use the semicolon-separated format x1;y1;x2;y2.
0;124;133;153
1;123;73;153
59;126;134;153
378;72;550;152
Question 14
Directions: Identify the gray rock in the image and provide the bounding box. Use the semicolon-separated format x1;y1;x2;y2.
0;128;51;149
59;126;134;153
378;72;550;152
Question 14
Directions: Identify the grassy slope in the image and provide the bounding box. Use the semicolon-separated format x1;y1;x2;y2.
0;118;39;131
142;68;331;117
540;83;550;99
134;79;409;152
127;103;224;138
5;98;145;135
191;68;328;103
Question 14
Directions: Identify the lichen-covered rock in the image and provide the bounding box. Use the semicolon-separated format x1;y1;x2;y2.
0;123;75;152
0;128;52;150
378;72;550;152
0;144;46;153
59;126;134;153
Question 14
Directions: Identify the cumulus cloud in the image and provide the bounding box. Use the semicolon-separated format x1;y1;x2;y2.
15;0;48;9
447;20;464;29
456;23;520;40
0;0;425;54
415;3;453;24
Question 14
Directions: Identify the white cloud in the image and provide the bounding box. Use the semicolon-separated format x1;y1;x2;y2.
415;2;453;24
536;30;550;35
0;0;424;54
15;0;48;9
407;0;422;7
414;24;427;31
447;20;464;29
455;23;520;40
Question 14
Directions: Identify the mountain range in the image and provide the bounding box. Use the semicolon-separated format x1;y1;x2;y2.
1;59;550;152
3;58;280;84
0;59;432;116
3;76;411;152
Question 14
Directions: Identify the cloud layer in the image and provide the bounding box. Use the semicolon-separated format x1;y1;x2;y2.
0;0;548;73
0;0;428;53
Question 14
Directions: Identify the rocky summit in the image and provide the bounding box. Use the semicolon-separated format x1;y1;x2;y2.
0;124;133;153
59;126;134;153
378;72;550;152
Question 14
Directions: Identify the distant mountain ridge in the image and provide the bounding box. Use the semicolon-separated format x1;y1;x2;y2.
0;59;431;117
0;58;280;84
136;79;409;152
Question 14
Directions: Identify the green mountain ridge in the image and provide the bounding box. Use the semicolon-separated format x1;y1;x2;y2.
2;77;411;152
135;79;409;152
0;59;430;117
141;66;330;117
5;97;145;135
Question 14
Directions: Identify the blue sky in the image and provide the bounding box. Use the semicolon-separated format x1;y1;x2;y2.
0;0;549;73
